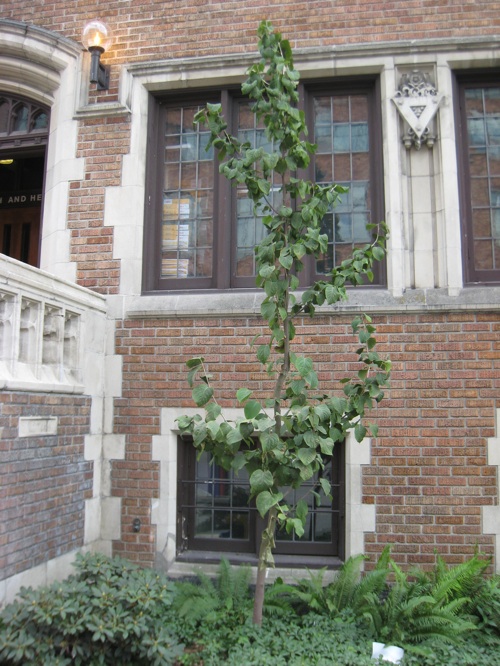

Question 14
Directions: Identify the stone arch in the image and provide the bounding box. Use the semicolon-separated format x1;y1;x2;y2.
0;19;81;104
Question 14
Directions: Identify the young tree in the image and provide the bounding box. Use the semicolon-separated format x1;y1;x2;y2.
176;20;391;626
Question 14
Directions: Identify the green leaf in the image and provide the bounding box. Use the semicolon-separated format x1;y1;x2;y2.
240;421;254;439
319;478;331;497
325;284;342;304
372;245;385;261
192;384;213;407
231;452;247;471
254;415;275;432
288;517;304;538
294;356;313;378
250;469;274;494
261;300;277;320
257;344;271;364
244;400;262;419
186;357;204;369
305;370;318;389
289;378;306;395
319;438;334;456
297;448;317;465
279;250;293;270
354;422;368;442
193;422;207;446
176;415;193;430
313;403;330;421
260;431;280;452
205;402;221;421
236;387;253;403
299;464;313;480
227;427;243;445
296;499;308;522
206;420;220;439
303;430;318;447
330;396;347;415
256;490;281;518
259;265;276;278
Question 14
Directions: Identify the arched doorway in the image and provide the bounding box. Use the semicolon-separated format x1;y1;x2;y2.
0;93;49;267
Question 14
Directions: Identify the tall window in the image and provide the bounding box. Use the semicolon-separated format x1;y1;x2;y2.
143;79;384;292
177;439;344;562
456;74;500;284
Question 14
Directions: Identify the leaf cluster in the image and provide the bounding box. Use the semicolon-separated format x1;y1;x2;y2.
0;552;183;665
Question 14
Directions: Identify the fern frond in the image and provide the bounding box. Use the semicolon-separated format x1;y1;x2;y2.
263;580;298;616
172;558;251;625
431;555;489;605
328;554;366;611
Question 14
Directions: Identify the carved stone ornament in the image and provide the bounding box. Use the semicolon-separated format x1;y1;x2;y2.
392;70;443;150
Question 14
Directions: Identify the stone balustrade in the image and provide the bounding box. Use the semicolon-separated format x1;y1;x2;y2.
0;255;107;393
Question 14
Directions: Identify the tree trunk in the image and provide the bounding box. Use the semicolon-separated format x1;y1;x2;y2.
252;507;277;625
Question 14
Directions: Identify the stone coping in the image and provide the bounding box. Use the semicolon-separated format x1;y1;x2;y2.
125;286;500;319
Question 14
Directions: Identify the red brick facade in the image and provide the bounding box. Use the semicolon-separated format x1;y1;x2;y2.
113;312;500;567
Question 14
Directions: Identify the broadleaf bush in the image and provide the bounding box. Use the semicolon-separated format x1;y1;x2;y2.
0;552;183;666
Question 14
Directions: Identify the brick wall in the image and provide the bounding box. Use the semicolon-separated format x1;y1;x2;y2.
0;392;93;580
6;1;500;66
68;117;129;295
114;311;500;568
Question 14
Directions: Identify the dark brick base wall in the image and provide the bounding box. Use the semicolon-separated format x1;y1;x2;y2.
0;392;93;580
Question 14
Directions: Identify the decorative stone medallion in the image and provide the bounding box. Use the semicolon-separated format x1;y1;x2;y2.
392;70;443;149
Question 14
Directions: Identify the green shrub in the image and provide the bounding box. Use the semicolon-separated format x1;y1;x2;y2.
0;552;184;665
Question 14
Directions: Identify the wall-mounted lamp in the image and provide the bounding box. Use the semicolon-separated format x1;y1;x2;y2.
82;20;111;90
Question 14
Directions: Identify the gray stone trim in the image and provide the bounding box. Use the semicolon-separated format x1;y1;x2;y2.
126;35;500;80
126;286;500;319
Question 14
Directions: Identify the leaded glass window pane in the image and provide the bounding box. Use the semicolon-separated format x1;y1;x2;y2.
313;93;371;274
464;86;500;274
161;104;214;279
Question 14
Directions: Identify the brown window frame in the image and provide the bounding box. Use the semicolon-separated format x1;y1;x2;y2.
176;437;345;565
143;78;385;293
455;71;500;285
